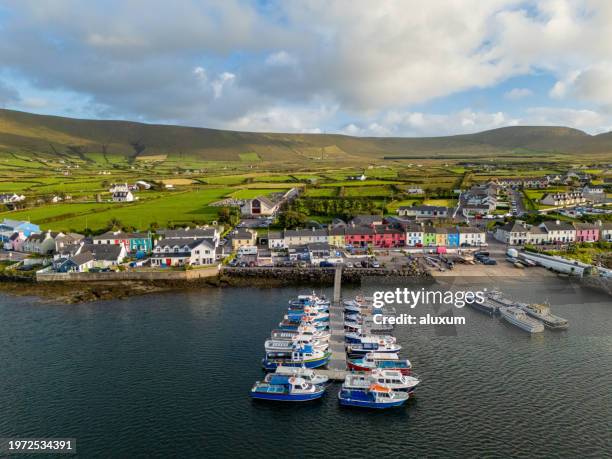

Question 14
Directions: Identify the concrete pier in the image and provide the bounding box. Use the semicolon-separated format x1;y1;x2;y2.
327;265;347;375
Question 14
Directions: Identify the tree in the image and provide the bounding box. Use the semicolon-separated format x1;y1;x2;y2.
218;207;240;226
107;218;123;231
279;210;308;228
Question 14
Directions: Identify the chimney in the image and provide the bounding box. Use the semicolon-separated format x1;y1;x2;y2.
555;220;560;225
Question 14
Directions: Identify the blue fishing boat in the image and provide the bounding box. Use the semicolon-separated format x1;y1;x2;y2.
262;344;331;370
288;293;330;308
265;367;329;386
285;309;329;323
278;318;328;331
338;384;409;409
250;376;325;402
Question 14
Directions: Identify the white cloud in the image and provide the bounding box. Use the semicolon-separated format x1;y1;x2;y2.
211;72;235;99
265;51;298;67
505;88;532;100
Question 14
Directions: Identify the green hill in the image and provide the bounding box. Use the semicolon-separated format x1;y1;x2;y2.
1;109;611;163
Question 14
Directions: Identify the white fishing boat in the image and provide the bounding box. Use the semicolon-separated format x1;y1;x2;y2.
499;307;544;333
343;370;420;393
269;366;330;386
345;332;396;345
520;303;569;330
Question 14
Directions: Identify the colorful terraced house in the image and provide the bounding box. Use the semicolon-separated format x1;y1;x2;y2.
93;230;153;255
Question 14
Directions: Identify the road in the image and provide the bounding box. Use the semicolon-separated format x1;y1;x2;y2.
511;189;527;216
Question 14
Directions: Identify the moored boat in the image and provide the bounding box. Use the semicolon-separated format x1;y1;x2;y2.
499;306;544;333
267;366;329;386
343;370;419;393
250;376;325;402
262;344;331;370
520;303;568;330
347;352;412;375
338;384;409;409
347;342;401;356
344;332;396;345
469;297;499;316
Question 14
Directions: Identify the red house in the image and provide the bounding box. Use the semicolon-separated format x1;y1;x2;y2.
373;225;406;248
345;226;375;247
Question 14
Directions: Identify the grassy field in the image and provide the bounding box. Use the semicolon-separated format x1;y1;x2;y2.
229;188;288;199
343;185;394;197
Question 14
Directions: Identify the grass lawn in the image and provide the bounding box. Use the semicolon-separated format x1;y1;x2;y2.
423;198;456;207
304;188;338;197
239;152;261;161
0;188;232;232
343;185;394;197
320;180;401;187
229;188;288;199
386;199;421;212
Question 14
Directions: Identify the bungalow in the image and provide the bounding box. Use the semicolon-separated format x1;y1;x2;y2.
373;225;405;248
458;227;485;247
522;178;550;189
110;184;135;202
462;205;491;218
23;231;64;254
494;221;529;245
56;252;95;273
151;238;215;267
405;224;424;247
283;228;327;247
573;222;599;242
397;205;449;219
0;219;40;242
345;226;375;248
539;220;576;243
93;231;152;254
306;242;331;261
228;229;257;250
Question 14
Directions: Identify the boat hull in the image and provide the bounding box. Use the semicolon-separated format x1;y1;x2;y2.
262;353;331;371
338;392;407;409
347;360;411;375
250;391;324;402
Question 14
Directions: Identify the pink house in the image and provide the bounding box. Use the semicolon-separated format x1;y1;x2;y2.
573;222;599;242
3;231;26;251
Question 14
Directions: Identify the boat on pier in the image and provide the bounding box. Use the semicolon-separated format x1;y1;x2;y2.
344;332;396;345
267;366;330;386
262;344;331;370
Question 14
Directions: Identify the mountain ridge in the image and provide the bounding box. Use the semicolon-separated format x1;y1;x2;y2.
1;108;611;161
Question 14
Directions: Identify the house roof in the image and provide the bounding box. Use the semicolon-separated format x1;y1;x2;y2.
499;221;529;233
349;215;382;226
79;243;125;261
70;252;94;266
267;231;283;239
252;196;276;207
156;237;215;250
410;205;448;212
457;226;482;234
540;220;575;231
284;228;327;237
573;222;598;230
158;228;217;239
229;229;256;240
345;226;375;235
93;231;148;240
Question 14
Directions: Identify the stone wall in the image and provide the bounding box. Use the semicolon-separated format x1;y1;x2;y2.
36;266;220;282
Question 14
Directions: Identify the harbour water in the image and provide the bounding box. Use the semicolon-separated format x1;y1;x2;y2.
0;279;610;458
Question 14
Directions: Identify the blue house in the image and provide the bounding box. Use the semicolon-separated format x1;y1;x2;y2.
447;228;460;248
0;219;41;242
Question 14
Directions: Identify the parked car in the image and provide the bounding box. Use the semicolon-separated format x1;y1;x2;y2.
371;260;380;268
319;261;334;267
482;258;497;265
345;262;354;268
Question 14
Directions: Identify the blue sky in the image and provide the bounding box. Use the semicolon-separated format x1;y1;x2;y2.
1;0;612;136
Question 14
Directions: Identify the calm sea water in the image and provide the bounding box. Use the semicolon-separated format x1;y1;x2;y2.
0;279;610;458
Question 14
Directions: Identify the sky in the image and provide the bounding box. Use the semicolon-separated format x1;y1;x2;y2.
1;0;612;137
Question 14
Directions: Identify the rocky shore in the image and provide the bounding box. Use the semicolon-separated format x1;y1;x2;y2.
0;265;431;304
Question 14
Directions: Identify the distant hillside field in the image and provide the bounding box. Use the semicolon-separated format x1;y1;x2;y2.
1;109;612;164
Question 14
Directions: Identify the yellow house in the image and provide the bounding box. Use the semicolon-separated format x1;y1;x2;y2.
327;227;346;248
229;229;257;250
435;227;448;246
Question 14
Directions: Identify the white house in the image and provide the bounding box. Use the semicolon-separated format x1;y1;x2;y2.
494;222;530;245
151;238;216;267
458;227;486;246
539;220;576;243
405;224;424;246
22;231;64;254
540;192;585;207
0;193;26;204
267;231;287;249
283;229;328;247
600;222;612;241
